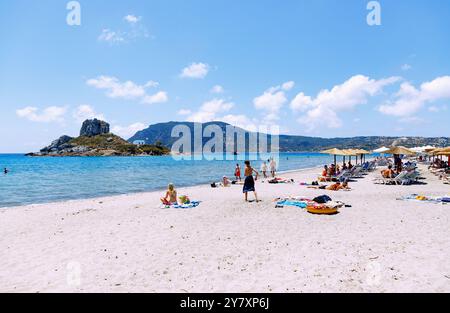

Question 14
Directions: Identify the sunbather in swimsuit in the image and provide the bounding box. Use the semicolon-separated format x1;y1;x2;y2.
161;183;178;205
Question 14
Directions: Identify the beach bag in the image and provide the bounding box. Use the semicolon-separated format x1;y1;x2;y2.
313;195;332;204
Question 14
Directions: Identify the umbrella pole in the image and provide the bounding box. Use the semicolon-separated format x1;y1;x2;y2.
334;155;337;167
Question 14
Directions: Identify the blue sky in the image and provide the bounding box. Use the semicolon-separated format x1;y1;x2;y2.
1;0;450;152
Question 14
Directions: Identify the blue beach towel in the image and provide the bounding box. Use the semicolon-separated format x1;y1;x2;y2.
397;194;447;204
172;201;201;209
276;200;308;208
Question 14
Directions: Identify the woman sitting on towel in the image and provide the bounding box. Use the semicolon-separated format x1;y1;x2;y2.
161;183;178;205
243;161;259;202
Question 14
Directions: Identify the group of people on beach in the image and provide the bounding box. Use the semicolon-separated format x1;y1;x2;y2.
161;158;278;205
321;162;353;179
233;159;277;181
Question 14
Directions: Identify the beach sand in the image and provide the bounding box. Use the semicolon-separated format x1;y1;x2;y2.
0;164;449;293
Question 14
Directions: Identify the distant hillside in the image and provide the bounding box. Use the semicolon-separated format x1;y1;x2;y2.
128;121;450;152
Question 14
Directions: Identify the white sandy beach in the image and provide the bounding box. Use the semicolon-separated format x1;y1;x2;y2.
0;164;449;293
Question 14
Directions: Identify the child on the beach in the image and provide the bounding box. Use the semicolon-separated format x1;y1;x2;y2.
161;183;178;205
235;164;241;181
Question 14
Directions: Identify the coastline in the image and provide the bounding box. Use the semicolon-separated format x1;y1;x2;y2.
0;163;327;210
1;164;449;293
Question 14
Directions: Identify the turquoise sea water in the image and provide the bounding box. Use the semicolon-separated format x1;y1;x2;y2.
0;153;339;208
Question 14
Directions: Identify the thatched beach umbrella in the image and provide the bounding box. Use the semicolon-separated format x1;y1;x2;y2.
341;149;357;164
354;149;370;163
431;147;450;161
320;148;347;167
384;146;416;156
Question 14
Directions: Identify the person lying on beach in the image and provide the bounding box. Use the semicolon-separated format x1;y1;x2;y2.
161;183;178;205
243;160;259;202
326;181;351;191
268;177;294;184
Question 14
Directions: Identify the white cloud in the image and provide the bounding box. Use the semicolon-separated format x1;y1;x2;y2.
282;81;295;91
112;122;146;139
73;105;105;123
379;76;450;117
180;63;210;79
87;76;146;99
98;29;125;44
211;85;224;94
16;106;67;123
142;91;169;104
87;76;168;104
177;109;192;116
253;81;295;123
99;16;150;44
401;64;412;71
124;15;141;24
144;80;159;88
187;99;234;123
399;116;425;124
220;114;259;132
290;75;401;131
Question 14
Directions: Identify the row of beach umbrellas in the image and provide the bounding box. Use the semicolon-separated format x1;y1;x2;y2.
321;145;450;166
320;148;371;166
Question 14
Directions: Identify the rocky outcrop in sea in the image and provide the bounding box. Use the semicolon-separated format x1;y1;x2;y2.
80;119;110;137
26;119;170;157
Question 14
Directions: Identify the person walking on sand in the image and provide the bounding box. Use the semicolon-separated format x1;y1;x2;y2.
270;159;277;178
261;161;268;178
243;161;259;202
234;164;241;181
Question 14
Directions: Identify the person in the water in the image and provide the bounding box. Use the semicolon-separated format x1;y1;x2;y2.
4;168;8;174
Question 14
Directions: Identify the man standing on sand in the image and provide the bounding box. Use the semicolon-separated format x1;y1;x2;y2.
243;161;259;202
270;159;277;178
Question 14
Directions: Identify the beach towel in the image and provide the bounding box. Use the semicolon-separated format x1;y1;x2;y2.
276;200;308;209
161;201;201;209
397;194;448;204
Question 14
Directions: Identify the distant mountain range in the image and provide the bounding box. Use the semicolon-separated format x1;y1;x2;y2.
128;121;450;152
